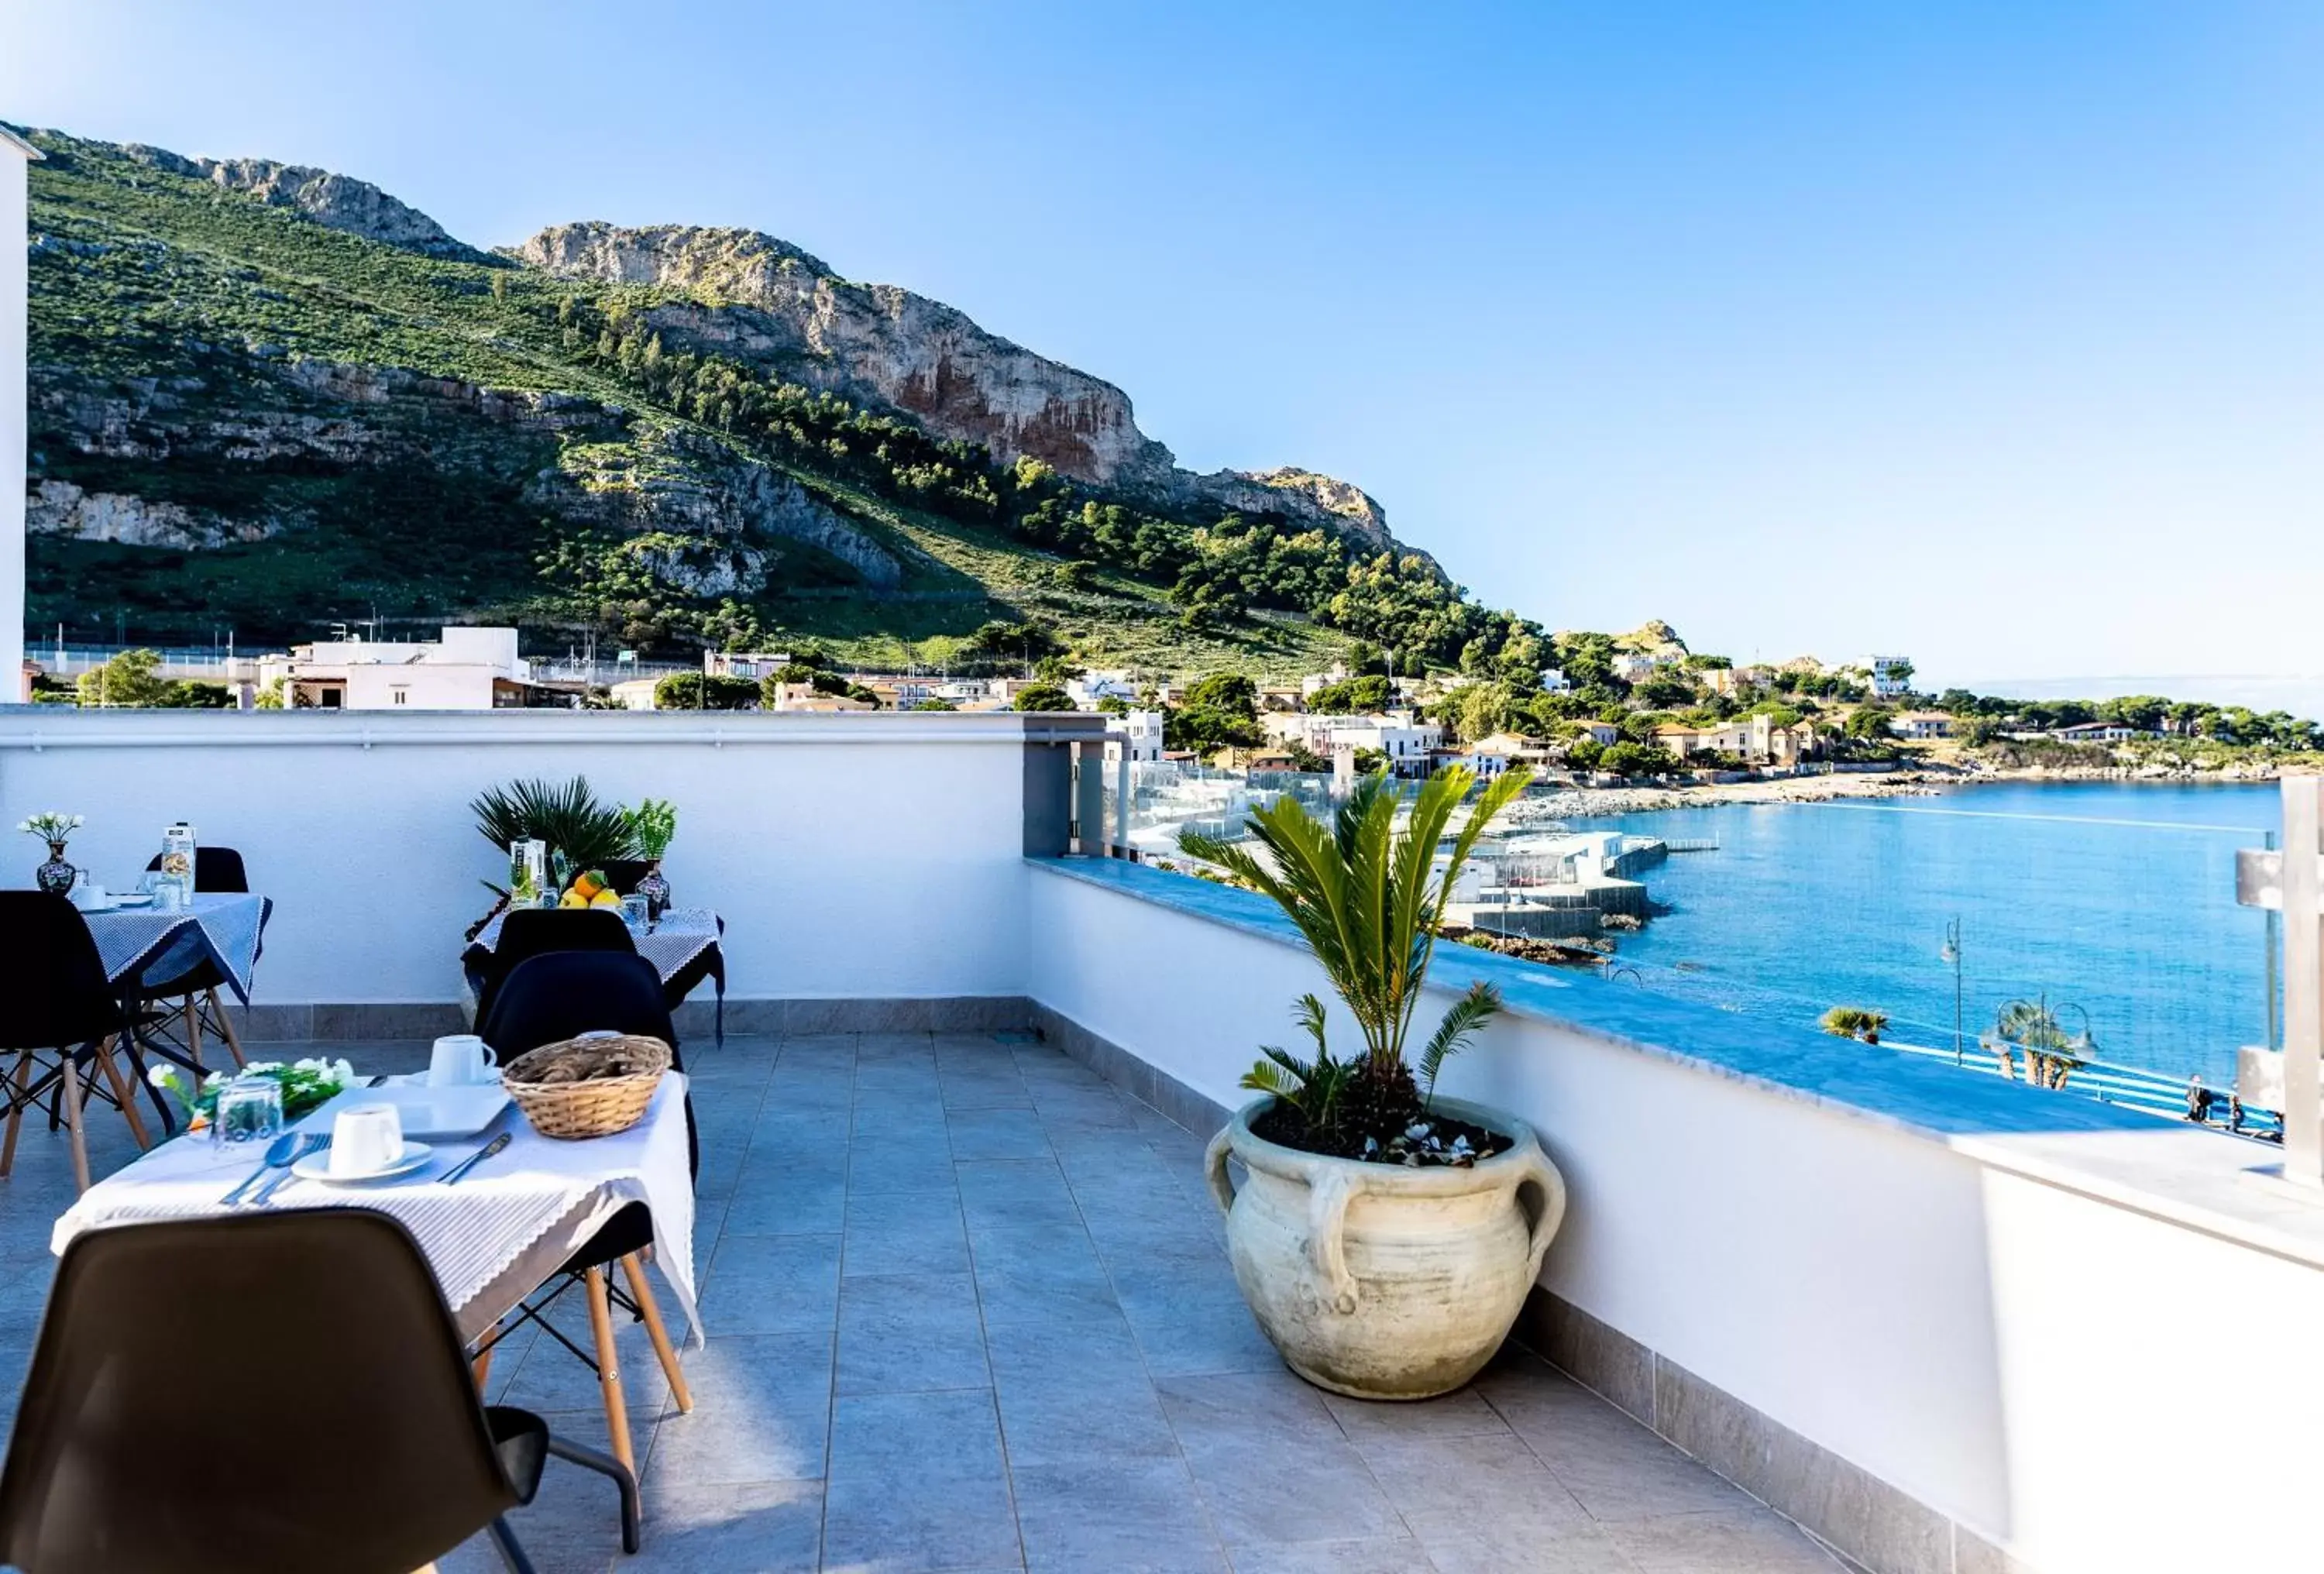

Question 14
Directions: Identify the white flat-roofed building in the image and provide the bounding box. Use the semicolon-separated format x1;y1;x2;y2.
258;626;535;710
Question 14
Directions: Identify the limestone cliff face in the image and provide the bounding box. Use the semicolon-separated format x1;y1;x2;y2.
118;143;490;263
534;428;905;590
517;222;1397;551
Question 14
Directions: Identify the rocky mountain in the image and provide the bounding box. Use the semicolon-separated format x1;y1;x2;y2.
116;143;492;263
19;125;1505;673
517;222;1397;551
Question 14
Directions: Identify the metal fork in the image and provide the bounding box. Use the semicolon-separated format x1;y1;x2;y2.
246;1133;329;1206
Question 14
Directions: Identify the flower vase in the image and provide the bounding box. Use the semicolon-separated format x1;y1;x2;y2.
35;842;75;896
635;860;672;920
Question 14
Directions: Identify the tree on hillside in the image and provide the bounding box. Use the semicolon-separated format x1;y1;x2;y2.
75;650;230;710
658;672;758;710
1308;674;1393;715
1012;686;1075;712
1844;705;1895;739
1167;672;1263;757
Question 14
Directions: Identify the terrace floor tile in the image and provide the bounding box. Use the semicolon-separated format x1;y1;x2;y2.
5;1027;1843;1572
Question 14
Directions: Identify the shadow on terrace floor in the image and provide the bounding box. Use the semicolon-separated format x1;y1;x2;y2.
1;1031;1846;1573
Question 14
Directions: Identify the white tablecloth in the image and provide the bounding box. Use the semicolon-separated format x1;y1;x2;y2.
53;1074;700;1347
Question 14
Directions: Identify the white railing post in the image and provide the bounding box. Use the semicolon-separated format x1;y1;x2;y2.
2284;777;2323;1186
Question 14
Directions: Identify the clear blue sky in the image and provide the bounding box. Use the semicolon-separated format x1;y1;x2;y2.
7;1;2319;692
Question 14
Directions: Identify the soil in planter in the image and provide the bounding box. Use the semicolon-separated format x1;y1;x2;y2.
1253;1092;1513;1168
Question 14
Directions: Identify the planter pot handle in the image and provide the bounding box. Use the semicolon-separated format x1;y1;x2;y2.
1517;1151;1568;1280
1204;1127;1237;1216
1308;1168;1362;1315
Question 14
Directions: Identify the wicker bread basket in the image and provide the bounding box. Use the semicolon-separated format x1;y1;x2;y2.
500;1033;671;1140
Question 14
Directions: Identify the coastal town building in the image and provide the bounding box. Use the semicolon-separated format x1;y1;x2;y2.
610;676;662;711
1105;709;1166;764
1538;668;1570;692
258;625;536;710
1889;710;1957;741
1611;651;1671;684
1263;710;1442;775
1867;655;1914;697
765;682;875;713
1458;730;1559;778
1653;714;1817;766
1066;669;1138;709
1298;664;1349;699
2049;720;2151;744
702;650;792;681
1573;720;1621;747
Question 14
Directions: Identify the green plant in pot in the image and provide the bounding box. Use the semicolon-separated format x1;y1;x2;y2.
620;798;679;919
469;776;634;927
1179;765;1567;1400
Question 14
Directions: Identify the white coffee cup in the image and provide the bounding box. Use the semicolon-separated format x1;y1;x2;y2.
330;1104;404;1177
70;879;105;909
428;1034;498;1087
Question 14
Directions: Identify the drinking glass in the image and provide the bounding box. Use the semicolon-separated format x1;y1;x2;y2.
212;1074;284;1148
620;894;650;933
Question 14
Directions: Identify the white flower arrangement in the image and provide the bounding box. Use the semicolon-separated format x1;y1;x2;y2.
150;1057;359;1126
18;812;84;843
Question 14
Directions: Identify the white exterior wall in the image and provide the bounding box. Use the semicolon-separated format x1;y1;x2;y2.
0;710;1055;1005
1025;864;2324;1574
1;136;33;698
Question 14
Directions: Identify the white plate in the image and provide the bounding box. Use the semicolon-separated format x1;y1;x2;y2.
308;1082;511;1140
293;1141;433;1185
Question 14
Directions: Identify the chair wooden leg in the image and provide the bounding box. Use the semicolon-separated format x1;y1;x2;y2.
207;987;248;1068
585;1266;634;1474
1;1051;30;1179
91;1037;150;1150
621;1250;693;1413
470;1321;499;1397
184;999;205;1073
60;1054;91;1195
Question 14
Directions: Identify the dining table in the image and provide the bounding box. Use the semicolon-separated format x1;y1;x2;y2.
55;1063;701;1483
76;890;273;1126
465;905;727;1037
53;1070;701;1350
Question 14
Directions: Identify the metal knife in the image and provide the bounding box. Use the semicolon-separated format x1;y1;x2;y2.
442;1132;511;1186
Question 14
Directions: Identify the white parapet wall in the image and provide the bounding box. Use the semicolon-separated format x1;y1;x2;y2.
1026;857;2324;1574
0;708;1101;1005
1;129;38;699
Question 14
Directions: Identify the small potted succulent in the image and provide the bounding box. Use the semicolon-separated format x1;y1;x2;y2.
1181;766;1566;1400
19;812;85;896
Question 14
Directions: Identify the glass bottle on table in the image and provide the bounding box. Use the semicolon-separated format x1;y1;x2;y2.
159;822;197;909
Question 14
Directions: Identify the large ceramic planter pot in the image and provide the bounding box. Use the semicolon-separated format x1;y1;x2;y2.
1205;1095;1566;1400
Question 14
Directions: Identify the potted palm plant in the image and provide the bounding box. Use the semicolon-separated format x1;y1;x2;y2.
1181;766;1567;1400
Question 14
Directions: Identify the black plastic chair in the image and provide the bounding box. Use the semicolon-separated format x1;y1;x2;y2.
0;1210;638;1574
471;907;638;1029
0;892;153;1192
476;950;697;1475
138;844;257;1072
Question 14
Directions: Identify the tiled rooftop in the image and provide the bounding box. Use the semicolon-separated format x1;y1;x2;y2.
2;1031;1846;1572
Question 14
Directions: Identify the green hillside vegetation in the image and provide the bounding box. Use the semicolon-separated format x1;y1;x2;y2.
22;129;1530;678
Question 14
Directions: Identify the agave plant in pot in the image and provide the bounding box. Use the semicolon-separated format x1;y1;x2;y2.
1181;765;1566;1400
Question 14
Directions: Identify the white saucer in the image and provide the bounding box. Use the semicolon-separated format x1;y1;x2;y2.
293;1142;433;1185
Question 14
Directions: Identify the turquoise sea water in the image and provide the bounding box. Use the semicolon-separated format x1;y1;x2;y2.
1582;782;2279;1087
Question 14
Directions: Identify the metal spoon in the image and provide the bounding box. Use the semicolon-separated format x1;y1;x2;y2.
246;1134;330;1206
